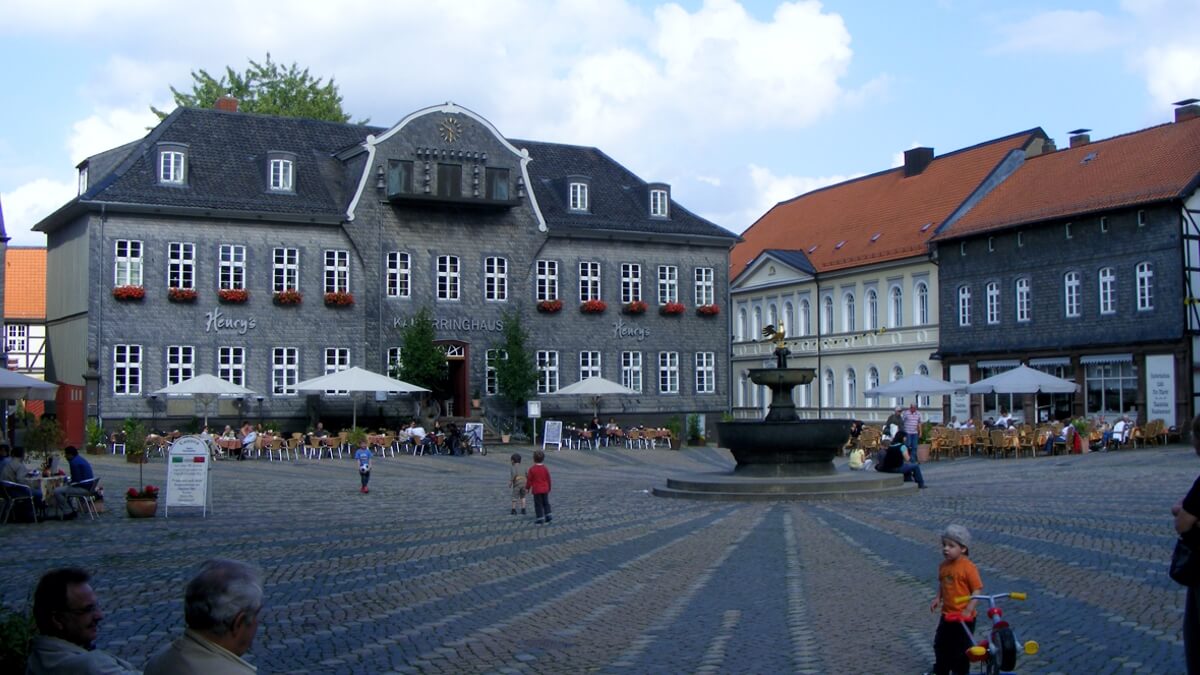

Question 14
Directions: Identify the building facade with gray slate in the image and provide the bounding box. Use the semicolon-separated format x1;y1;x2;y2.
36;102;738;432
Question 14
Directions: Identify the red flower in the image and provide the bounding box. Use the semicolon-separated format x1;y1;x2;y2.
661;302;686;315
112;285;145;301
537;299;563;313
218;288;249;303
128;484;159;499
273;289;303;306
168;287;197;302
623;300;648;314
697;304;720;316
324;291;355;307
580;299;608;314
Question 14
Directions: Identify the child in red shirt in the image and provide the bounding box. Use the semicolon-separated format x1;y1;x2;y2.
928;524;983;675
526;450;552;524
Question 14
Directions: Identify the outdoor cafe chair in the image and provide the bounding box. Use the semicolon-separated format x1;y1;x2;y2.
110;432;126;455
66;477;100;520
1;480;40;524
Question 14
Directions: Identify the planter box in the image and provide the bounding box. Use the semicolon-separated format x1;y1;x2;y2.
86;445;106;456
917;443;931;463
125;498;157;518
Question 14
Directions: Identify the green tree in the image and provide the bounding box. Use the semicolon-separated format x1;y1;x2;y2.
494;309;538;429
397;307;448;392
152;53;364;123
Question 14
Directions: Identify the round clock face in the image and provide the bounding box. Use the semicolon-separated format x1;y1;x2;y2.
438;118;463;143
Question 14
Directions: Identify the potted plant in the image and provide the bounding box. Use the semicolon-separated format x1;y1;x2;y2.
623;300;648;315
696;304;720;317
85;418;106;455
664;417;682;450
324;291;355;307
168;287;198;303
347;426;368;448
123;417;148;465
218;288;249;303
537;299;563;313
580;299;607;314
111;285;145;301
471;389;482;409
686;414;705;446
25;417;65;459
660;301;685;316
125;485;159;518
273;289;303;306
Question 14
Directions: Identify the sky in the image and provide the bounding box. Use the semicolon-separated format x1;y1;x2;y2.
1;0;1198;247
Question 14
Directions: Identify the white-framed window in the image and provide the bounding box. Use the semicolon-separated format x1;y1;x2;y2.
865;289;878;330
485;256;508;301
823;369;835;407
621;263;641;303
867;366;880;406
1064;272;1080;318
695;352;715;394
694;267;715;306
915;282;929;325
167;242;195;289
622;351;643;392
569;182;588;211
272;347;298;395
650;189;669;217
1018;232;1025;247
783;302;794;336
324;347;350;395
269;158;294;191
752;306;762;338
1100;217;1109;233
273;247;299;292
537;350;559;394
737;308;748;341
658;352;679;394
114;240;143;286
1015;278;1031;322
219;244;246;290
842;292;855;332
580;351;601;380
1065;223;1073;239
958;286;971;326
159;150;185;184
324;250;350;294
218;346;245;387
1136;262;1154;310
799;299;810;336
6;325;27;353
78;165;88;195
658;265;678;304
579;261;601;302
1099;267;1116;314
387;252;411;298
988;236;995;252
986;282;1000;325
889;286;903;328
1137;210;1146;227
844;368;857;407
536;260;558;301
166;345;195;386
768;304;779;331
822;295;834;334
485;349;506;396
113;344;142;395
386;347;403;380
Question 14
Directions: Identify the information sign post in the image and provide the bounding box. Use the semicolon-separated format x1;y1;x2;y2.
166;436;211;518
527;401;542;448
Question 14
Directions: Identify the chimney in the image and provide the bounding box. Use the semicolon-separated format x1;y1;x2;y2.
1068;128;1091;148
903;147;934;177
1042;138;1057;154
214;95;239;113
1175;98;1200;123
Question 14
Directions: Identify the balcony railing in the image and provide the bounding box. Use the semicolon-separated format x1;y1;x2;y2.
732;325;939;360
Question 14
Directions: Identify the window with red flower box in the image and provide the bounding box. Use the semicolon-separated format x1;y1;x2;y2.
168;287;198;303
273;289;303;306
324;291;355;307
218;288;249;303
580;299;607;314
697;304;720;316
623;300;648;314
537;299;563;313
112;285;145;301
660;301;686;316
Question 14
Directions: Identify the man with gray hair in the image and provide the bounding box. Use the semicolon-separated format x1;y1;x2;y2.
144;559;262;674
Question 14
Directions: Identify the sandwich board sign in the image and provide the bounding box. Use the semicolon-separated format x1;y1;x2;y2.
542;420;563;451
166;435;211;517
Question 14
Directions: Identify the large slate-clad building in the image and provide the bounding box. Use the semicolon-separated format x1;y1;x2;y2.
36;101;738;430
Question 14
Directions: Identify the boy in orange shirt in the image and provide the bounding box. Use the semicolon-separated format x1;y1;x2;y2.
928;524;983;675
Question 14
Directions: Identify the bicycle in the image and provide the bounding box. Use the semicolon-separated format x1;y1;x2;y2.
946;591;1039;675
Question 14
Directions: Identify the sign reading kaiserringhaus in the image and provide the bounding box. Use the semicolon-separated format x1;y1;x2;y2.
166;436;211;517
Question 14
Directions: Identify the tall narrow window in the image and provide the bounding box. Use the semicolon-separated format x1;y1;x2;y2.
737;308;748;341
917;364;932;407
273;247;299;292
658;265;678;304
1099;267;1116;314
824;369;835;407
387;160;413;195
324;348;350;395
324;250;350;293
167;242;195;289
536;260;558;301
569;182;588;211
843;293;856;332
622;351;642;392
695;352;715;394
694;267;715;306
166;345;195;386
1015;278;1031;322
159;150;185;184
386;252;410;297
537;350;559;394
579;261;600;301
272;348;298;395
485;257;508;301
915;282;929;325
889;286;903;328
1064;272;1080;318
437;255;460;300
783;302;794;336
958;286;971;326
799;299;810;336
218;346;245;387
650;189;669;217
621;263;641;303
986;282;1000;325
485;349;506;395
1136;262;1154;310
867;367;880;406
113;344;142;395
387;347;403;378
436;163;462;198
822;296;833;334
659;352;679;394
844;368;857;407
580;351;601;380
865;289;878;330
269;158;294;191
114;240;143;287
219;244;246;290
485;168;509;200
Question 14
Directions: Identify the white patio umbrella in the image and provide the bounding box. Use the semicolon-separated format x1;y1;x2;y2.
0;369;57;400
293;367;430;427
966;365;1079;394
550;376;639;417
154;374;256;426
864;373;964;397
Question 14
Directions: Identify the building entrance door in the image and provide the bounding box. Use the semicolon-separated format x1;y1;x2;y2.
437;341;469;417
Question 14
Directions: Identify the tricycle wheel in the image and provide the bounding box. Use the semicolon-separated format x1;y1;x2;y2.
993;626;1017;671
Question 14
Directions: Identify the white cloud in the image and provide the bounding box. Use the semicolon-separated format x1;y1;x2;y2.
726;163;860;233
992;10;1126;54
2;178;75;246
1121;1;1200;104
1139;45;1200;103
696;175;722;187
67;106;157;165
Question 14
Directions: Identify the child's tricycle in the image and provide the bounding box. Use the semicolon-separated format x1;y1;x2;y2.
947;591;1039;675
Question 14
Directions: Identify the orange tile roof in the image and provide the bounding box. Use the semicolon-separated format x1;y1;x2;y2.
731;130;1044;278
939;116;1200;239
5;247;46;319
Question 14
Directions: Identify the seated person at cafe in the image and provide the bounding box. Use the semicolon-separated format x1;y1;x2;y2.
1042;423;1074;455
220;425;236;439
1;445;42;499
238;422;256;461
51;446;96;520
311;422;330;438
409;421;432;452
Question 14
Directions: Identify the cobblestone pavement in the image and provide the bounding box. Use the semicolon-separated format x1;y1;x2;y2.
1;443;1195;674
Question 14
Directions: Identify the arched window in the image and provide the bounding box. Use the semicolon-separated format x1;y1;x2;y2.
823;369;835;407
737;308;748;341
915;281;929;325
845;368;857;408
865;289;878;330
822;296;834;334
783;302;794;337
1064;272;1080;317
958;286;971;326
889;286;903;328
738;374;747;407
867;366;880;407
843;292;856;332
1136;262;1154;310
986;282;1000;324
768;304;779;331
752;306;762;337
891;365;904;408
1099;267;1116;314
917;363;931;407
799;299;811;336
1015;277;1031;322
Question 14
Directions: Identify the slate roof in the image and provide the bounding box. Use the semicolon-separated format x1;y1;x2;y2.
759;249;817;276
933;115;1200;240
5;247;46;320
731;129;1044;278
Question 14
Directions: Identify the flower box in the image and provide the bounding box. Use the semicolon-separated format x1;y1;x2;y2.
112;285;145;301
697;304;720;317
273;289;303;306
580;299;607;314
660;302;686;316
168;287;197;303
623;300;648;315
218;288;249;304
125;485;158;518
324;291;355;307
537;299;563;313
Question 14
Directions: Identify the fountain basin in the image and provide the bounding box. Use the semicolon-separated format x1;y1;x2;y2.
716;419;854;476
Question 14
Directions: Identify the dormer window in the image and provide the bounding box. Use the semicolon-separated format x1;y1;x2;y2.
268;153;295;192
649;186;669;218
569;180;589;212
486;167;510;200
77;164;88;196
437;163;463;198
157;143;187;185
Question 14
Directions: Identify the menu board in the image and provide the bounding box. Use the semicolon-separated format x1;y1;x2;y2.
542;420;563;450
166;436;210;517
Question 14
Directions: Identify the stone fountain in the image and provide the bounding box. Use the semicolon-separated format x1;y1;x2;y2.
653;326;916;500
